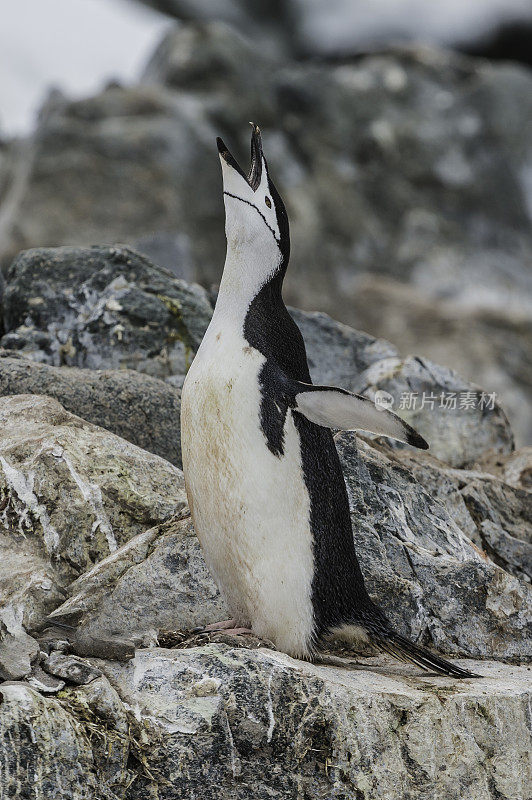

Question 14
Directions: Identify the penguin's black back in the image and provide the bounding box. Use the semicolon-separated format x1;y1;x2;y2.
243;275;375;642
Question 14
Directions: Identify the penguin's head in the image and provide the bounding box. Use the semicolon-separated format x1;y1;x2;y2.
217;125;289;266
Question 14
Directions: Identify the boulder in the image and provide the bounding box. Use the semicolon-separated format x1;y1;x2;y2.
3;646;530;800
3;36;531;317
0;351;183;466
0;677;131;799
49;512;223;643
335;435;531;659
97;645;531;800
42;652;102;686
0;394;186;636
0;81;226;277
1;245;213;384
388;446;532;583
0;683;106;798
0;621;39;681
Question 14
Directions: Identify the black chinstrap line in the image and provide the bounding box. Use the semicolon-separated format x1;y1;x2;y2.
223;191;280;244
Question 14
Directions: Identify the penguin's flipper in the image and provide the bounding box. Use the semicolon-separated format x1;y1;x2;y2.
292;384;428;449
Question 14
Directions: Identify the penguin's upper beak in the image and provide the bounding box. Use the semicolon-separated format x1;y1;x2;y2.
217;124;263;191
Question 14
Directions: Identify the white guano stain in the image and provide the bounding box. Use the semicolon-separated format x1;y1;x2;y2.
60;453;118;553
0;456;60;554
266;671;276;743
223;711;238;778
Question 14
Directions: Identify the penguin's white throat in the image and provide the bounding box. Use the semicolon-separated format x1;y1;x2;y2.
216;228;283;314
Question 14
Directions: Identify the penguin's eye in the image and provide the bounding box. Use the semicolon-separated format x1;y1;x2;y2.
265;196;272;208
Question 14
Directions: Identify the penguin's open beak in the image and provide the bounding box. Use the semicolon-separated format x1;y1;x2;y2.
216;123;263;191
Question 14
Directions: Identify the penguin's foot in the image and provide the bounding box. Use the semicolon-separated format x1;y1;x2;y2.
202;619;238;632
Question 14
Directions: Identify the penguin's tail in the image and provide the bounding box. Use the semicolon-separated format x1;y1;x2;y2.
370;627;481;678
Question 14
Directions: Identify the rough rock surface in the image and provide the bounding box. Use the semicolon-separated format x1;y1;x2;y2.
6;645;529;800
0;682;106;799
0;623;39;681
50;512;223;643
0;351;183;466
336;434;531;659
0;394;186;634
1;245;213;383
389;446;532;583
0;82;225;279
0;295;529;798
42;652;102;686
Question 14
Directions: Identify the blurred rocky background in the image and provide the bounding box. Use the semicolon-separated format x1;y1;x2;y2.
1;0;531;446
0;3;531;799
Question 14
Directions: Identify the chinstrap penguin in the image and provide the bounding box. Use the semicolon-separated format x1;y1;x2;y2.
181;125;478;678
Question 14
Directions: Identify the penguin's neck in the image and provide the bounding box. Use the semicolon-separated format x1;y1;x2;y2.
214;240;286;326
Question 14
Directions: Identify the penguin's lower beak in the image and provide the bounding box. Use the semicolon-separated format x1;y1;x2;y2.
217;137;248;183
216;124;263;191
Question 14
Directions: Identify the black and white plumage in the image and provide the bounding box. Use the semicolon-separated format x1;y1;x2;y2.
181;125;478;678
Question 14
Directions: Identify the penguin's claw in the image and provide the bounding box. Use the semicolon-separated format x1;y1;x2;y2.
202;619;238;632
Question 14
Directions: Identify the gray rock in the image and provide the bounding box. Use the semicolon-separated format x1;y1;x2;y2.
0;683;106;799
72;631;136;662
0;241;512;466
0;351;184;466
0;81;226;279
97;645;532;800
289;307;398;387
2;37;531;446
387;446;532;583
1;245;213;383
42;651;102;685
142;20;280;100
0;394;186;635
0;623;39;681
3;646;530;800
335;435;531;659
4;36;531;314
358;354;513;467
27;664;65;693
59;674;131;793
474;446;532;491
51;512;224;644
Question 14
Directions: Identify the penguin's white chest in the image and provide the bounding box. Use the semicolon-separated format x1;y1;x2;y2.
181;323;315;657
